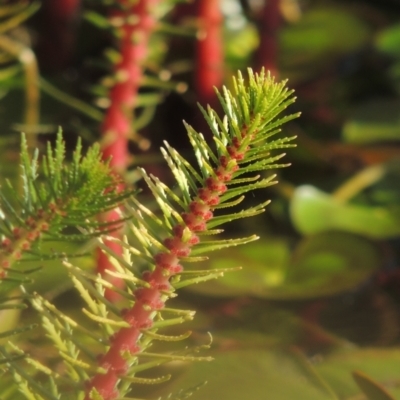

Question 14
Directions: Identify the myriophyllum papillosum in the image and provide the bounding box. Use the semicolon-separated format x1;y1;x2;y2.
86;68;299;399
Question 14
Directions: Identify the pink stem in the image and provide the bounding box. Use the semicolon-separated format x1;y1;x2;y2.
40;0;81;69
195;0;224;110
86;129;253;399
97;0;159;301
44;0;80;17
253;0;281;76
0;207;56;278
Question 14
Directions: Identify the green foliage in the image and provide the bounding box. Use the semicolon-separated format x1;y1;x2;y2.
0;131;132;287
0;69;298;399
135;69;297;248
1;1;400;400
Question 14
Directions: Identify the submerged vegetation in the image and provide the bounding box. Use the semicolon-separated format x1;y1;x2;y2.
0;1;400;399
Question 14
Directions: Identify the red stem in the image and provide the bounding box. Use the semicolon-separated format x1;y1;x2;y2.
44;0;81;18
86;128;253;399
253;0;281;76
195;0;224;110
97;0;159;301
39;0;81;69
0;207;56;278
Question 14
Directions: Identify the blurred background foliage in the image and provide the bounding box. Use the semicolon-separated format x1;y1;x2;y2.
2;0;400;399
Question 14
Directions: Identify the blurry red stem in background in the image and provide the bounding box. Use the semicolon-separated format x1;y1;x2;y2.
195;0;224;112
45;0;81;17
97;0;159;301
253;0;281;76
40;0;81;69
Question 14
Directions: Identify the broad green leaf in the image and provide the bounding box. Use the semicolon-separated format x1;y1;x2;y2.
376;24;400;57
280;8;369;53
353;370;396;400
225;24;259;69
343;99;400;144
187;231;380;299
291;185;400;238
316;348;400;399
161;349;337;400
186;239;289;297
275;231;381;298
279;8;370;82
387;61;400;95
83;11;110;30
